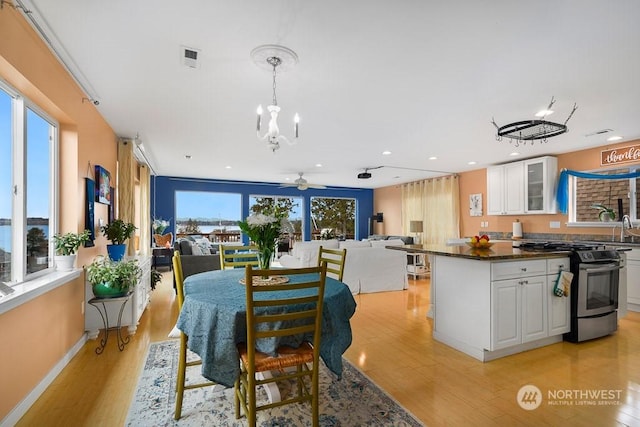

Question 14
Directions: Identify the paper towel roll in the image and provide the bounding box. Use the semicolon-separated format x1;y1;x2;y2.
512;220;523;239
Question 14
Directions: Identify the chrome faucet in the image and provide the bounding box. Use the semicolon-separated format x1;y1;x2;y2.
621;214;632;242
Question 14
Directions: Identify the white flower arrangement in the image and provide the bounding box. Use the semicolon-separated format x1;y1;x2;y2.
152;218;170;234
246;213;279;227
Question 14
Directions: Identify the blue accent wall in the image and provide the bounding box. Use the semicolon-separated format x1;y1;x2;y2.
151;176;374;241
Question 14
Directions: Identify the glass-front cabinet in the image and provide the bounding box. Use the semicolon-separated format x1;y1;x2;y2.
524;156;558;214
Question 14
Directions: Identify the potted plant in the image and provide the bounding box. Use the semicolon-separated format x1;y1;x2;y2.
150;268;162;290
86;256;142;298
101;219;137;261
591;203;616;222
53;230;90;271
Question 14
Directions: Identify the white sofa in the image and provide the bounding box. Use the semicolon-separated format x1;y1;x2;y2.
279;239;408;294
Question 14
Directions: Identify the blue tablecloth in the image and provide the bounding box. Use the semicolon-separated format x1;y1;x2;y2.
177;269;357;387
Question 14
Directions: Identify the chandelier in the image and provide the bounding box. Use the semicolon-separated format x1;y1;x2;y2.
251;45;300;152
492;97;578;147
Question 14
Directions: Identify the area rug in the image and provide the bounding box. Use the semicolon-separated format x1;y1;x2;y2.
126;340;424;426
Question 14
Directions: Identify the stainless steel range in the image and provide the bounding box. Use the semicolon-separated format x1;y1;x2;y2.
519;242;621;342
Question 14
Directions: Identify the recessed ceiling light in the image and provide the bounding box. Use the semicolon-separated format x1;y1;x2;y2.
510;152;520;156
225;165;232;169
534;109;554;117
429;156;437;160
468;161;477;165
315;163;323;168
607;135;623;142
382;150;392;155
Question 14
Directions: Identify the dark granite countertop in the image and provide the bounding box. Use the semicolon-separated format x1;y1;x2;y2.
387;242;571;261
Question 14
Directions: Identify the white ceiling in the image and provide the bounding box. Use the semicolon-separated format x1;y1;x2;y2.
21;0;640;189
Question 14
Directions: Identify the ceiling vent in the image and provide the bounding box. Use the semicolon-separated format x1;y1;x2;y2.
585;128;613;137
180;46;201;68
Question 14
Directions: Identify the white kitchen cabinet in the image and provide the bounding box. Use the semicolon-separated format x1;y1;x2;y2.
433;254;570;361
487;161;524;215
547;258;571;335
486;156;557;215
491;263;547;351
524;156;558;214
627;249;640;310
85;255;152;339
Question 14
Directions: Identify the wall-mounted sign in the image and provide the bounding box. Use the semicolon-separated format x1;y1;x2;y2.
601;144;640;166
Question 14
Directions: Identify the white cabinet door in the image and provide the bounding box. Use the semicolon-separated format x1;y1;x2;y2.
627;249;640;306
524;156;558;214
548;275;570;335
504;162;524;215
491;279;521;350
521;276;548;342
486;162;524;215
487;166;505;215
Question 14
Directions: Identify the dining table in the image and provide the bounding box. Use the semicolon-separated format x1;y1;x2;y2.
176;268;358;388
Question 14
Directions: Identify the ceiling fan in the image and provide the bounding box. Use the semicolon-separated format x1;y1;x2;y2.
280;172;326;191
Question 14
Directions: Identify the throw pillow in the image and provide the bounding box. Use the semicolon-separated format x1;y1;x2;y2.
190;243;204;256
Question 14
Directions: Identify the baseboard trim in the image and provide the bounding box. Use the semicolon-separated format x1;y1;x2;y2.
433;331;563;362
0;333;87;427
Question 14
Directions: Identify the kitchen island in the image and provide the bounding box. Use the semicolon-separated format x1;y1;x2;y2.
389;242;571;361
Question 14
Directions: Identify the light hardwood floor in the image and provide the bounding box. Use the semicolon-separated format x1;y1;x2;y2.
16;271;640;426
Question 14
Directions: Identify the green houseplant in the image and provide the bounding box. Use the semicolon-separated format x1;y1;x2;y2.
53;229;90;271
101;219;136;261
591;203;616;221
86;256;142;298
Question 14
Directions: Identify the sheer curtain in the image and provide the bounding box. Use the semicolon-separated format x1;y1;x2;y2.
117;139;136;256
401;175;460;244
139;164;151;256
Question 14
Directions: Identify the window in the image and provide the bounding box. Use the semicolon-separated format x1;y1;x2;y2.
310;197;356;239
249;195;303;238
570;167;639;224
175;191;241;241
0;81;58;283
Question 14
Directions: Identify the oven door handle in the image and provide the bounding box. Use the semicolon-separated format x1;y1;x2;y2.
579;263;620;273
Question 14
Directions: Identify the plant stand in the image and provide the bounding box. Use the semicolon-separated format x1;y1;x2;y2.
88;291;133;354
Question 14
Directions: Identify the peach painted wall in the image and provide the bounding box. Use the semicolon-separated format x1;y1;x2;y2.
0;276;85;418
373;185;402;235
374;138;640;239
0;8;117;421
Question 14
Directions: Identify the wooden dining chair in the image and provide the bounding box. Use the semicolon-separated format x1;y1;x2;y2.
219;244;260;269
235;264;328;427
172;251;216;420
318;245;347;281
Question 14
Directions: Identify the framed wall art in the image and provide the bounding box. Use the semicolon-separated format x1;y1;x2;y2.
95;165;111;205
470;193;482;216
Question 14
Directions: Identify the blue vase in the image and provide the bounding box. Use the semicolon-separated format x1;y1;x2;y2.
107;244;126;261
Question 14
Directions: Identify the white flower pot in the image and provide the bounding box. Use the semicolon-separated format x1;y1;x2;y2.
55;254;77;271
